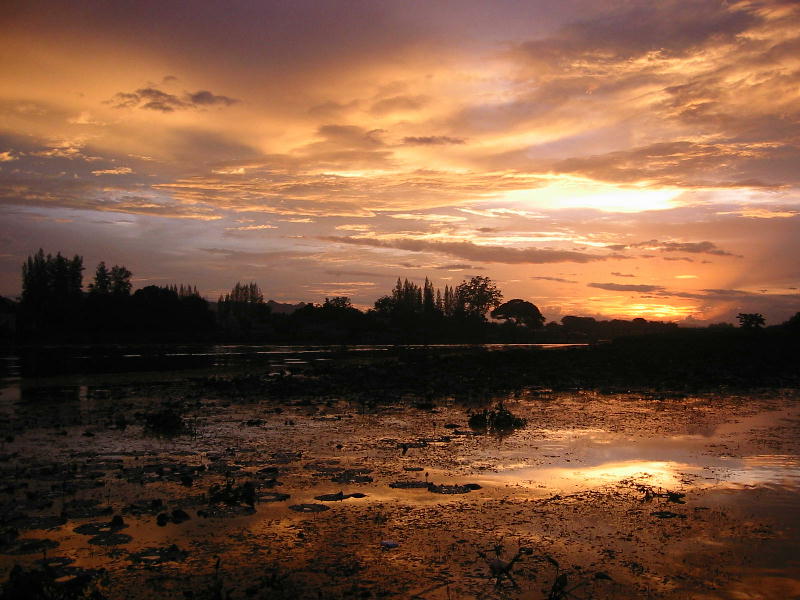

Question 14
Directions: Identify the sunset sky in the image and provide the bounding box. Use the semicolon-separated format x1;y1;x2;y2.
1;0;799;324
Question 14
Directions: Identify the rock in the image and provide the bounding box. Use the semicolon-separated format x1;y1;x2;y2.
171;509;191;524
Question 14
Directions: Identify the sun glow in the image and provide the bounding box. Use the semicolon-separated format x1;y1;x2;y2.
502;180;684;213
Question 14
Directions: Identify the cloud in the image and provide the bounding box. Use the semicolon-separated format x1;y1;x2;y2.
224;224;277;231
369;95;428;115
187;90;238;107
91;167;133;176
324;269;395;279
389;213;467;223
402;136;465;146
588;282;666;293
531;276;577;283
611;272;635;278
515;1;758;67
436;263;475;270
321;236;612;264
108;84;239;112
612;239;739;257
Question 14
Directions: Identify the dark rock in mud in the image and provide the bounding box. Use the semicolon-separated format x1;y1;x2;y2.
289;504;330;513
88;532;133;546
171;509;191;524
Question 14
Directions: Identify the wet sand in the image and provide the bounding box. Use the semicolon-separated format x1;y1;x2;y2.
1;367;799;599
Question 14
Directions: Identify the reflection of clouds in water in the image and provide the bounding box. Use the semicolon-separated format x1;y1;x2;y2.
479;415;800;493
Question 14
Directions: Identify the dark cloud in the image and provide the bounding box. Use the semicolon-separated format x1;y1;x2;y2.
402;136;465;146
324;269;395;279
550;141;800;188
610;239;738;257
108;85;239;112
199;248;312;262
516;1;758;67
588;282;666;293
435;263;475;270
531;276;577;283
187;90;238;107
610;272;635;278
321;236;611;264
657;241;736;256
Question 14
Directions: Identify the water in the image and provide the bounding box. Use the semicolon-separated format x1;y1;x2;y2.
0;345;798;598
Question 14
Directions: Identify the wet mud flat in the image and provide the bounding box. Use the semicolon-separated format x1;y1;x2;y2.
0;373;799;599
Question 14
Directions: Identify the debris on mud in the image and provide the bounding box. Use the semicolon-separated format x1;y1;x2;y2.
468;403;526;432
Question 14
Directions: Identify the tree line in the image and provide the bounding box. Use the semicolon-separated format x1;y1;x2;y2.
2;249;797;344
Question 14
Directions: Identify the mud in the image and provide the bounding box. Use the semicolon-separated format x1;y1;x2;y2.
0;351;798;599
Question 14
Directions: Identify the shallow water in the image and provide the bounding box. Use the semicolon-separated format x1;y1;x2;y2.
0;348;798;599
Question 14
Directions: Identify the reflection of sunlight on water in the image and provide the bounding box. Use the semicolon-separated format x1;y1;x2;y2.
478;453;800;493
481;459;688;491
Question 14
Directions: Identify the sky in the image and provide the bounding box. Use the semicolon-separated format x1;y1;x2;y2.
1;0;799;324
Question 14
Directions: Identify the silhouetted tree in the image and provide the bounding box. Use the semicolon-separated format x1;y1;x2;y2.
324;296;352;309
217;281;271;339
491;299;545;328
455;276;502;320
110;265;132;296
89;262;111;295
782;312;800;333
737;313;765;329
19;249;83;338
